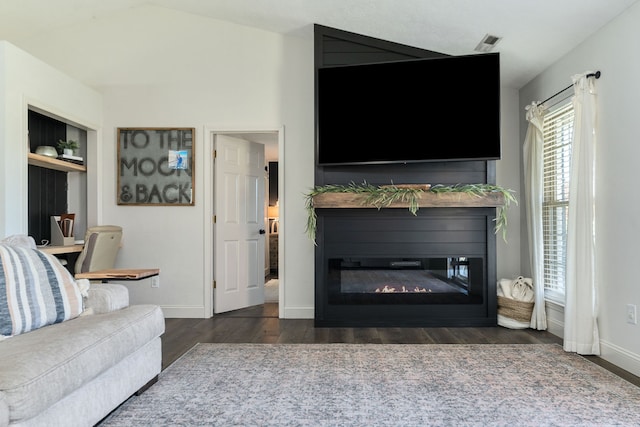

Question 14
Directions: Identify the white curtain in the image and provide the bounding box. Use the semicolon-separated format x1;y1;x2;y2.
523;102;548;330
563;73;600;355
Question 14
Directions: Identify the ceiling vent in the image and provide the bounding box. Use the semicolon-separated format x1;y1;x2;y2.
474;34;502;52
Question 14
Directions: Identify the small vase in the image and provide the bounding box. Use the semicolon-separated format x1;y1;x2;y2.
63;148;73;156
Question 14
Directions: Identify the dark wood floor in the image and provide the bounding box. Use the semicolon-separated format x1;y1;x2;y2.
160;303;640;388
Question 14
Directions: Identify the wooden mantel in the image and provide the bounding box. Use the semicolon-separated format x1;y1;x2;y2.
312;191;505;209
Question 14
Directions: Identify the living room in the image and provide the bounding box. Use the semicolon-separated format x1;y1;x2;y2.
1;1;640;422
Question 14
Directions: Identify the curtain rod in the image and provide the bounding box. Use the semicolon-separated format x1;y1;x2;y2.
539;71;601;106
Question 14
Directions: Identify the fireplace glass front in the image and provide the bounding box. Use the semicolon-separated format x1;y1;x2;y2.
327;257;484;305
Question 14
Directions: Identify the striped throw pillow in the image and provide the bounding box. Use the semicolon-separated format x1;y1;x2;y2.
0;244;84;337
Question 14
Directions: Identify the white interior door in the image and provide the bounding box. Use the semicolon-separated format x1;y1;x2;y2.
214;135;265;313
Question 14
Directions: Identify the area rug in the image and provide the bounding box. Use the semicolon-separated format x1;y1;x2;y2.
264;279;278;303
100;344;640;426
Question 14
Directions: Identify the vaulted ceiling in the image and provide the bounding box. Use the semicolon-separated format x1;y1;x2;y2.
1;0;637;89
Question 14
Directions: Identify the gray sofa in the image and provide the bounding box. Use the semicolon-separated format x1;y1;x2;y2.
0;280;165;426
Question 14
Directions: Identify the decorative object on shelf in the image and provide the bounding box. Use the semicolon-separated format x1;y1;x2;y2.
57;153;84;165
50;213;75;246
57;139;79;156
117;127;195;206
35;145;58;157
304;182;517;244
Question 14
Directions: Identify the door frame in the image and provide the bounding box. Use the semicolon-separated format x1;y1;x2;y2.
203;125;285;318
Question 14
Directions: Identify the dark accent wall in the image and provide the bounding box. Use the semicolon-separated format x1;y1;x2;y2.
314;24;448;67
316;161;491;187
28;110;68;244
313;25;498;327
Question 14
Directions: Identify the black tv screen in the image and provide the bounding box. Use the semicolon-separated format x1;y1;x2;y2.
316;52;501;165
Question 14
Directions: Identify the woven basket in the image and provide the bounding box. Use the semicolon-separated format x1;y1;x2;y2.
497;296;534;323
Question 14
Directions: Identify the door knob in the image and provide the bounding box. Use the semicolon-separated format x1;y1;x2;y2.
259;229;266;234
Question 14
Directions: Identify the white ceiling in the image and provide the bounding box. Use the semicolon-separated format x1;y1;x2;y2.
1;0;637;149
1;0;637;89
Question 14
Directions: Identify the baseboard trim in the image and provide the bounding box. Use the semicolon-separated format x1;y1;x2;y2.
545;300;565;338
161;305;314;319
544;302;640;377
600;339;640;378
283;306;314;319
546;316;564;338
161;306;207;318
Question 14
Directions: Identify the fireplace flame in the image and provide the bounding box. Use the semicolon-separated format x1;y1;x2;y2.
375;285;432;293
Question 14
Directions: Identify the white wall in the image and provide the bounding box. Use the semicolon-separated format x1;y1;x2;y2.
519;2;640;376
0;41;102;239
12;5;316;318
496;86;522;281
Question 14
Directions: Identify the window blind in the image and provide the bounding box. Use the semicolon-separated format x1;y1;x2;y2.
542;102;574;295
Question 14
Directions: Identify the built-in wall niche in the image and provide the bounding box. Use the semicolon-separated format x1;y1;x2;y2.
27;110;88;246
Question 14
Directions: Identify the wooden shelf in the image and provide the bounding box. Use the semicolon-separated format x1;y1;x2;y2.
312;192;505;209
38;244;84;255
75;268;160;281
28;152;86;173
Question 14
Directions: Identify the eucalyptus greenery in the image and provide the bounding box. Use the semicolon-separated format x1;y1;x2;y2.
304;182;517;244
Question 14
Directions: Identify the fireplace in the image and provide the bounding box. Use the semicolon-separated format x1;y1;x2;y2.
314;207;497;327
312;24;499;328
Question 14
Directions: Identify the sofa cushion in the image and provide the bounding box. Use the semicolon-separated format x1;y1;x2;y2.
0;304;164;423
0;235;36;249
0;244;84;337
85;283;130;314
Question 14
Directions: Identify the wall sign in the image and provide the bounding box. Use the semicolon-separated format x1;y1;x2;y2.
117;127;195;206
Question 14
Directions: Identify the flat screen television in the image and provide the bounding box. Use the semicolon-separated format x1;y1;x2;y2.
316;52;500;165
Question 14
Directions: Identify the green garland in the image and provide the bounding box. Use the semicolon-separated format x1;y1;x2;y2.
304;182;517;244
